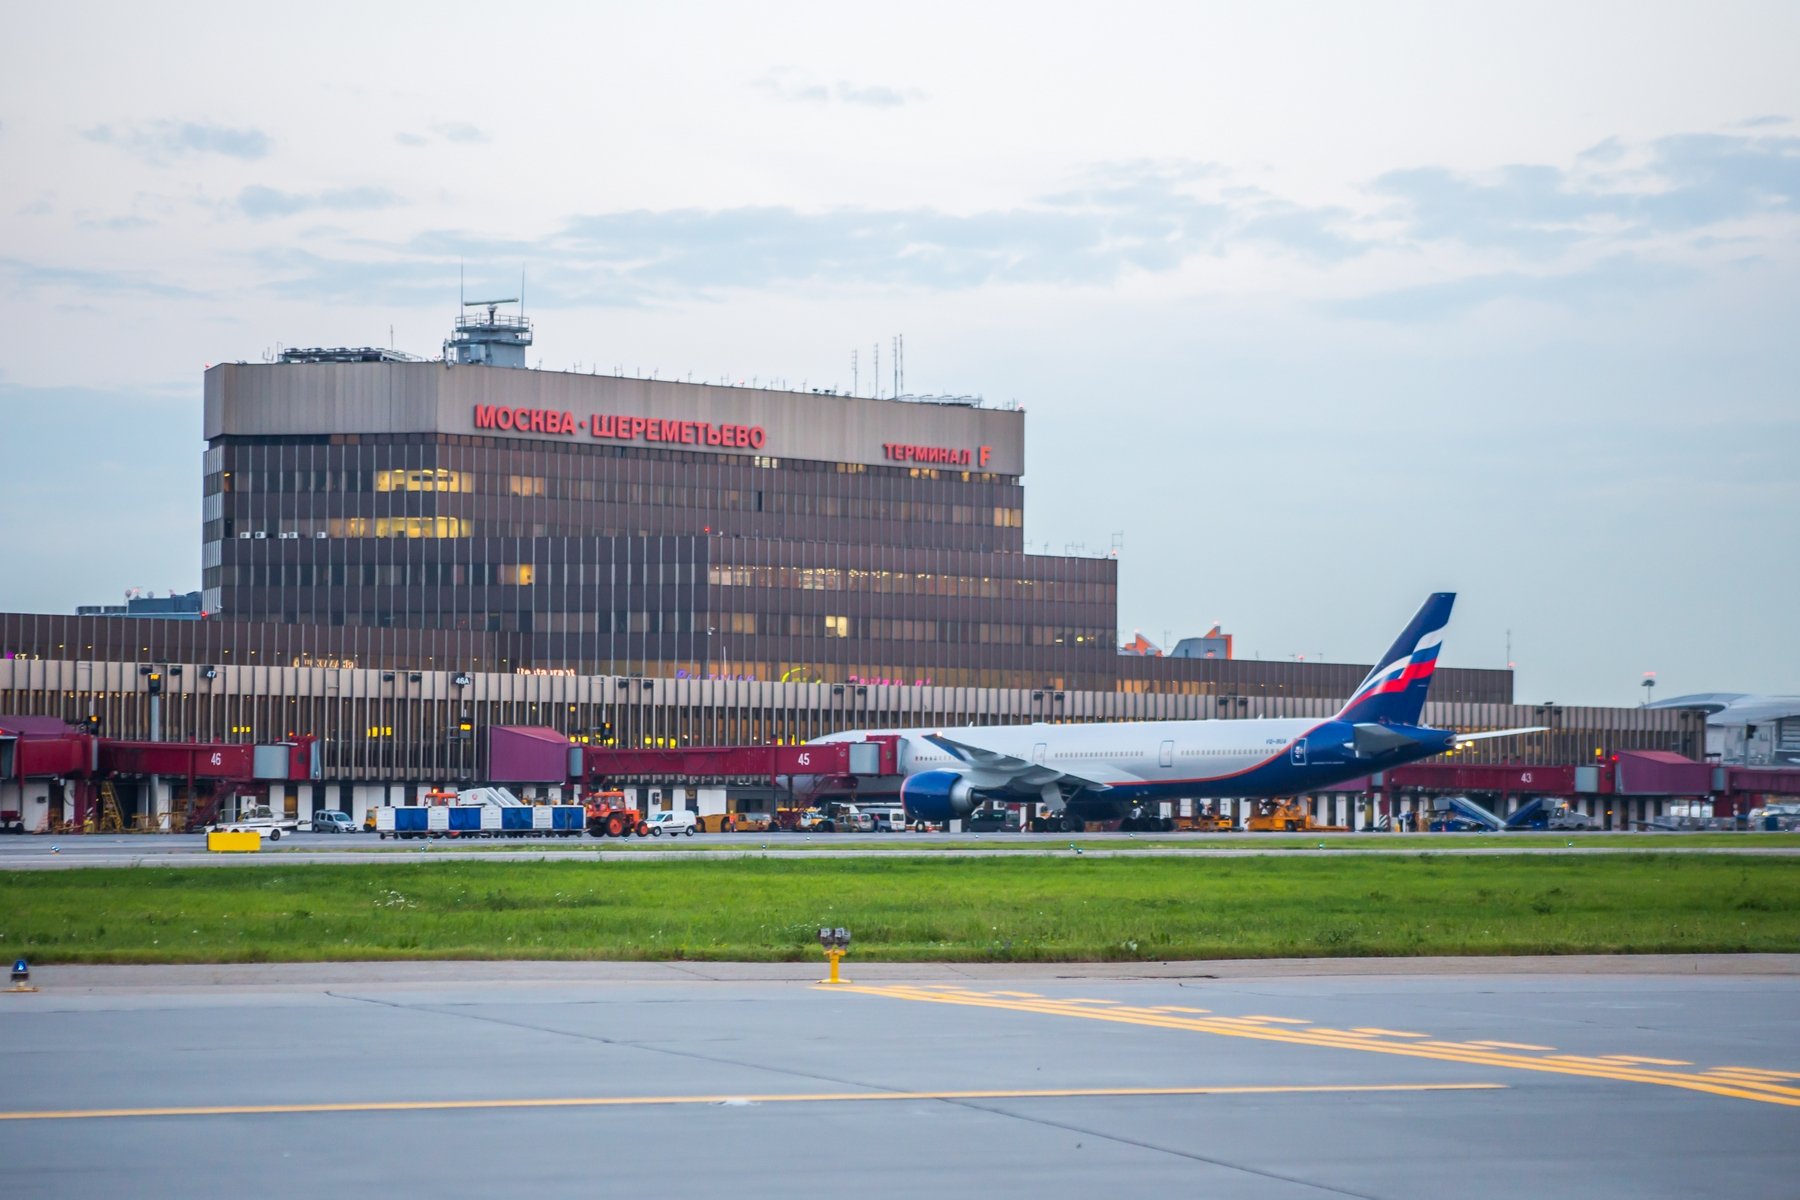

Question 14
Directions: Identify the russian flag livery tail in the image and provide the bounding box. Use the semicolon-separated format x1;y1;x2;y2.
1334;592;1455;726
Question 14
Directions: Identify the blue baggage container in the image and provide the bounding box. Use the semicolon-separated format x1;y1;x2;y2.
552;805;584;832
501;807;534;832
394;808;428;833
448;807;481;832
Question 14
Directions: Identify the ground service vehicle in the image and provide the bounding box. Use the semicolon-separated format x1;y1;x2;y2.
214;805;297;841
1118;803;1176;832
1244;799;1347;833
1183;802;1235;832
311;811;357;834
862;806;906;831
1504;797;1596;831
647;810;698;836
585;792;648;838
377;803;584;838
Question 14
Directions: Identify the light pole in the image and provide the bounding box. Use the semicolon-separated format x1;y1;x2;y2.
1641;671;1656;706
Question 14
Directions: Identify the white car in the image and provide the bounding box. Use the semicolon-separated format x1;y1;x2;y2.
647;810;698;837
213;806;297;841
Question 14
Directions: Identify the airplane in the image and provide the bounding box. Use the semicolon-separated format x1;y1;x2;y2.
812;593;1540;832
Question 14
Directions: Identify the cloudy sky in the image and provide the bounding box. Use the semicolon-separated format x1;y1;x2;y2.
2;1;1795;705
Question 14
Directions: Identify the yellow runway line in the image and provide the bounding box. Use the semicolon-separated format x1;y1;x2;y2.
0;1082;1507;1123
831;985;1800;1109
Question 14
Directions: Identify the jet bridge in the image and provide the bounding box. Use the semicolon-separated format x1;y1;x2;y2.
0;715;317;832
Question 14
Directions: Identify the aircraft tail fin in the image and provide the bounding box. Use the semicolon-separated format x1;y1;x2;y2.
1335;593;1455;726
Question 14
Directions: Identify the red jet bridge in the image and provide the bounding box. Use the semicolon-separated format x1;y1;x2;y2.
0;715;316;832
486;725;896;795
1367;754;1800;827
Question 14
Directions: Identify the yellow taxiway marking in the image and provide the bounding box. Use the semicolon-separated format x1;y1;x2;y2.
991;991;1042;998
1470;1040;1556;1052
1241;1015;1312;1025
1603;1056;1693;1067
1151;1005;1211;1014
830;986;1800;1109
1353;1027;1429;1038
0;1083;1506;1123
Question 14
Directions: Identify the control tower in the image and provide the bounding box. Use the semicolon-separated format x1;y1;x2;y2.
444;297;533;367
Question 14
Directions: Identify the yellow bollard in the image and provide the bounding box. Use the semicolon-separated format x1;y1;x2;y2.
817;927;852;984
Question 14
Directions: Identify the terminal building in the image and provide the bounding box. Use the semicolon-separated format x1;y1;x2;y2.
0;306;1710;824
199;302;1114;691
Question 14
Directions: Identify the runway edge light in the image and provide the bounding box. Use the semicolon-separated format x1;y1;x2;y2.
9;957;37;993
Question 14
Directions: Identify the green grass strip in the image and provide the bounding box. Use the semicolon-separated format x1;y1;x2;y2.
410;831;1800;852
4;854;1796;964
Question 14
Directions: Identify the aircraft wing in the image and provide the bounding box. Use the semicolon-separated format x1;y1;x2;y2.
923;733;1119;792
1453;726;1547;745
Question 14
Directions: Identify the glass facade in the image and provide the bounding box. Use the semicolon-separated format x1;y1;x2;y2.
202;431;1114;688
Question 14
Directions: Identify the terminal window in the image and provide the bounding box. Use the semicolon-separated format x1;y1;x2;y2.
376;468;471;493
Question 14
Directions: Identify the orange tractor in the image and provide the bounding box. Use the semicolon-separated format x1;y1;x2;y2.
584;790;649;838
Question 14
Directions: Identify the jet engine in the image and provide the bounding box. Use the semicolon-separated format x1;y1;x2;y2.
899;770;980;823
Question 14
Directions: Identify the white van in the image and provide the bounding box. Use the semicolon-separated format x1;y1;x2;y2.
862;806;906;832
647;810;698;837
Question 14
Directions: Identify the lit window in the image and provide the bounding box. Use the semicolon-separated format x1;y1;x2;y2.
369;517;468;538
825;615;850;638
377;469;469;492
499;564;536;586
